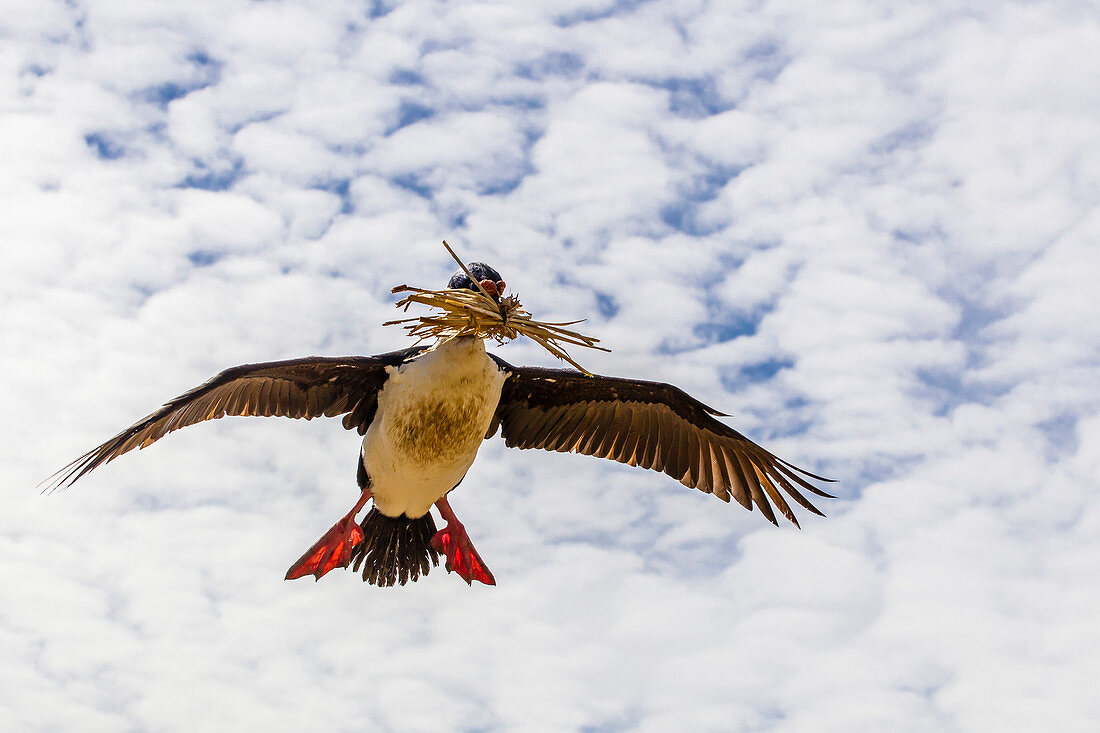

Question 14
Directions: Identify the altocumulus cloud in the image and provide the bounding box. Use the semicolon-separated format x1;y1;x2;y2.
2;1;1098;731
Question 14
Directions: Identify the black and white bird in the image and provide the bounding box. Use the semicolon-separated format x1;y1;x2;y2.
47;263;833;586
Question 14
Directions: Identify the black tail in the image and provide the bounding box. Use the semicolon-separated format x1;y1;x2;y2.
350;508;440;586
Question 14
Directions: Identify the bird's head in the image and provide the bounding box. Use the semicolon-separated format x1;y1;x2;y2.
448;262;506;302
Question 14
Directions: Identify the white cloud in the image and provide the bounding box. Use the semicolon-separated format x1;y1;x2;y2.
367;110;530;191
2;1;1099;731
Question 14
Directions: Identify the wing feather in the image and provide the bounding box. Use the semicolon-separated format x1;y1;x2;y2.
722;449;753;511
708;439;732;503
626;406;648;467
581;404;611;456
44;347;426;491
735;451;778;525
688;431;706;489
491;359;833;527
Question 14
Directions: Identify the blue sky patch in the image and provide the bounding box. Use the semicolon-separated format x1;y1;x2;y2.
187;251;221;267
83;132;125;160
1037;411;1079;460
388;101;435;134
555;0;641;27
515;52;584;80
315;178;354;214
178;159;244;191
594;292;619;318
391;173;433;199
694;313;761;344
658;77;728;118
389;68;423;86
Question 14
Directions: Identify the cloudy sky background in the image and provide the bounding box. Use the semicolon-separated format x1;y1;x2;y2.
3;0;1099;730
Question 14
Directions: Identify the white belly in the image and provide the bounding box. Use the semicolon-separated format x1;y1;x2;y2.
362;337;506;518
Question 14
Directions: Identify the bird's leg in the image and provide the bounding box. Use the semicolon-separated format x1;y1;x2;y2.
285;487;372;581
431;493;496;586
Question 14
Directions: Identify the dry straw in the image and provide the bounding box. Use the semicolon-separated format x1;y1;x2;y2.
384;242;610;374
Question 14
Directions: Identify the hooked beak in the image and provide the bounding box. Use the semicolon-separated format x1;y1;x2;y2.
479;279;506;303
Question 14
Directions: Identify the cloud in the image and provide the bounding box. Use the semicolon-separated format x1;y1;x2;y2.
3;1;1098;731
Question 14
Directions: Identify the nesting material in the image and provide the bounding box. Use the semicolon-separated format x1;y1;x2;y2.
384;284;609;374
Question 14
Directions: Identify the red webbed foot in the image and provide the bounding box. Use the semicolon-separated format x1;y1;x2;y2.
431;524;495;585
285;515;364;581
286;488;371;581
431;495;495;586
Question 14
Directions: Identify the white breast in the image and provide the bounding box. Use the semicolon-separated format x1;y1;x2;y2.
362;337;506;518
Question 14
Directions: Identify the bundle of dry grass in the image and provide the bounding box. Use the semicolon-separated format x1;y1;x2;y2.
384;243;609;374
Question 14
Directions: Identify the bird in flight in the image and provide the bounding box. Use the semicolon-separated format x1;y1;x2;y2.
46;263;833;587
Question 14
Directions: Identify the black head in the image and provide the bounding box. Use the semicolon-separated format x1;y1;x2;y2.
448;262;506;300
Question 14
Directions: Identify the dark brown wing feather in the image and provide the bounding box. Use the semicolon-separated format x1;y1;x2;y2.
489;359;834;527
44;346;426;492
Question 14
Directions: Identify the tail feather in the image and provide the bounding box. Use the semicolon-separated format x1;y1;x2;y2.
350;508;440;586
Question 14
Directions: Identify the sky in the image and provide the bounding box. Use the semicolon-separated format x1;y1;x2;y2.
2;0;1099;730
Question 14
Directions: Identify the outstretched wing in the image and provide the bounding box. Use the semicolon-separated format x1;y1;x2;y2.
44;346;427;491
488;359;833;527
